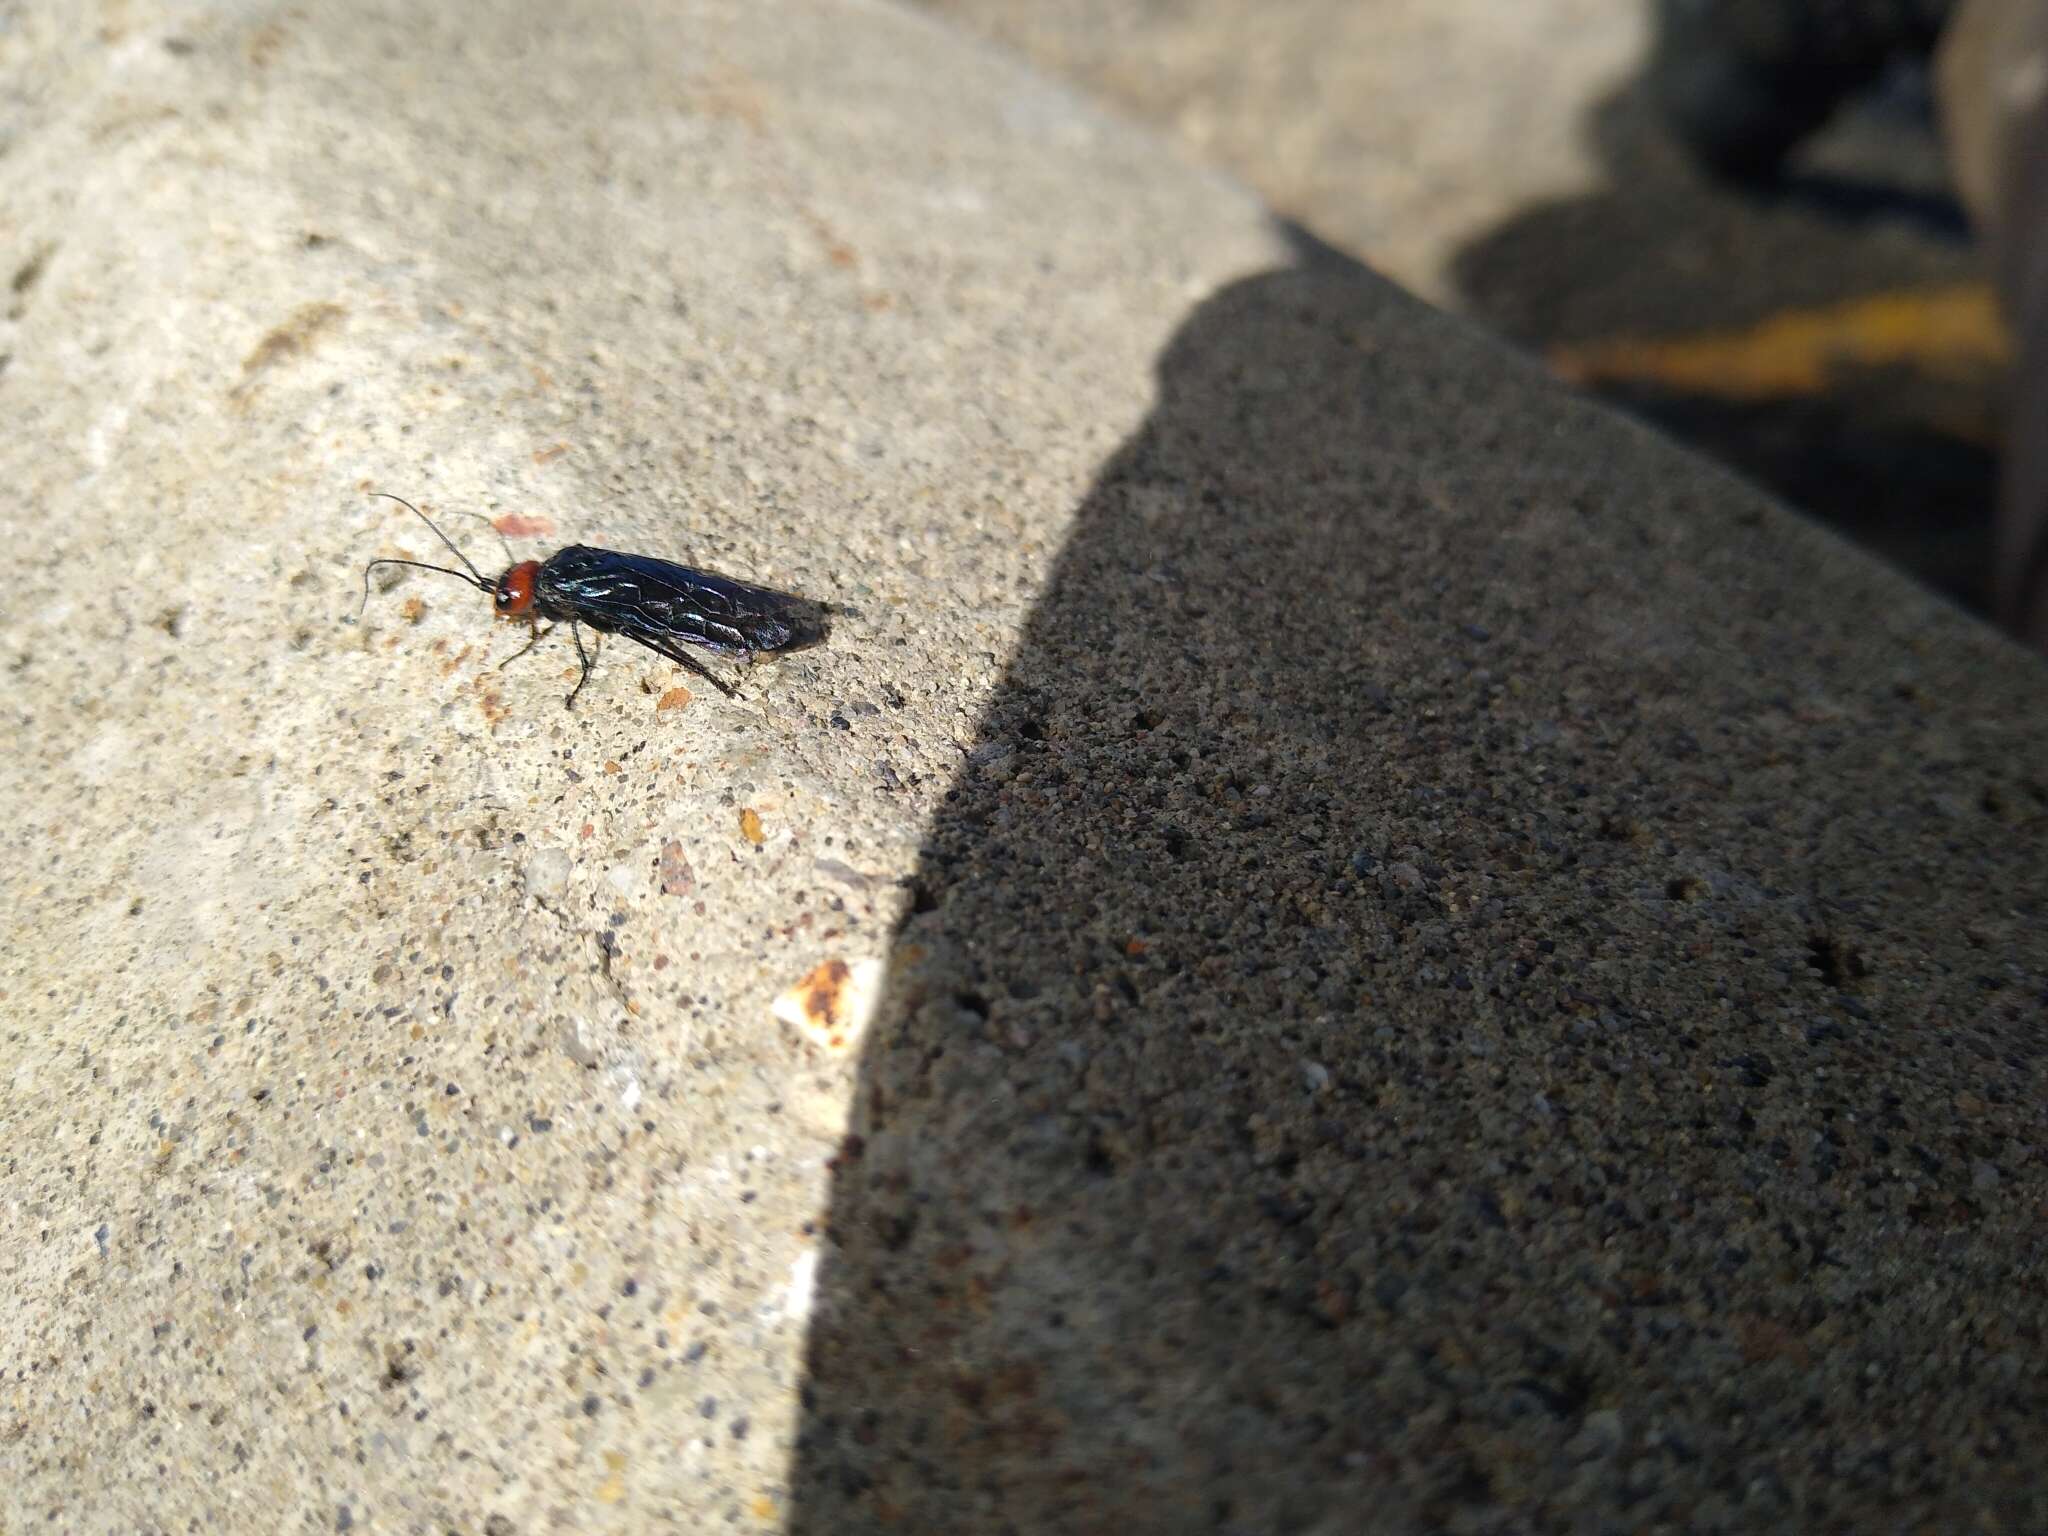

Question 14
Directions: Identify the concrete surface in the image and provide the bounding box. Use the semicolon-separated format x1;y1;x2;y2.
922;0;1648;308
792;252;2048;1535
2;3;2045;1535
0;1;1275;1528
923;1;2013;633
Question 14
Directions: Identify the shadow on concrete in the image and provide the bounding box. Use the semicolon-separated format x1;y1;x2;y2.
1451;78;1998;616
786;240;2046;1533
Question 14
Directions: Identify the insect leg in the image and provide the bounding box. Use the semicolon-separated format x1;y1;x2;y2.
499;620;556;670
619;628;739;699
564;621;596;710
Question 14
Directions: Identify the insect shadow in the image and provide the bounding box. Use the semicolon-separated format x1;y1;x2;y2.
354;492;832;707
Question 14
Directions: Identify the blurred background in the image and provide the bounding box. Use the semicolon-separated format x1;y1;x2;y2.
921;0;2044;647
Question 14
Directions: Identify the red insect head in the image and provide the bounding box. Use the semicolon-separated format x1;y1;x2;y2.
494;561;541;617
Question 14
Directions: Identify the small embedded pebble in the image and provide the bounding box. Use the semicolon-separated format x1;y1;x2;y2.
772;957;884;1054
813;857;877;890
1566;1408;1624;1461
524;848;572;900
561;1020;602;1069
657;841;696;896
1386;861;1427;893
612;1066;643;1113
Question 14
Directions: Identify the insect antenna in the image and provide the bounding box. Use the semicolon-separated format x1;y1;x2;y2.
357;558;496;618
358;492;497;618
368;491;490;584
398;499;520;571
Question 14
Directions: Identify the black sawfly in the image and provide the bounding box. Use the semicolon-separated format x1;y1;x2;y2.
356;492;830;707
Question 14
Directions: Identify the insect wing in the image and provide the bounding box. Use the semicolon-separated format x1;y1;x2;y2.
538;547;822;656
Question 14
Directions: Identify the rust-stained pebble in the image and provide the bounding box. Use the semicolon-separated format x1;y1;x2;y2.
772;957;883;1054
657;841;696;897
657;686;693;713
493;512;555;537
531;442;570;467
399;595;426;623
738;808;765;845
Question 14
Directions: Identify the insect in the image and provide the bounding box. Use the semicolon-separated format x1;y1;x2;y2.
356;492;829;707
